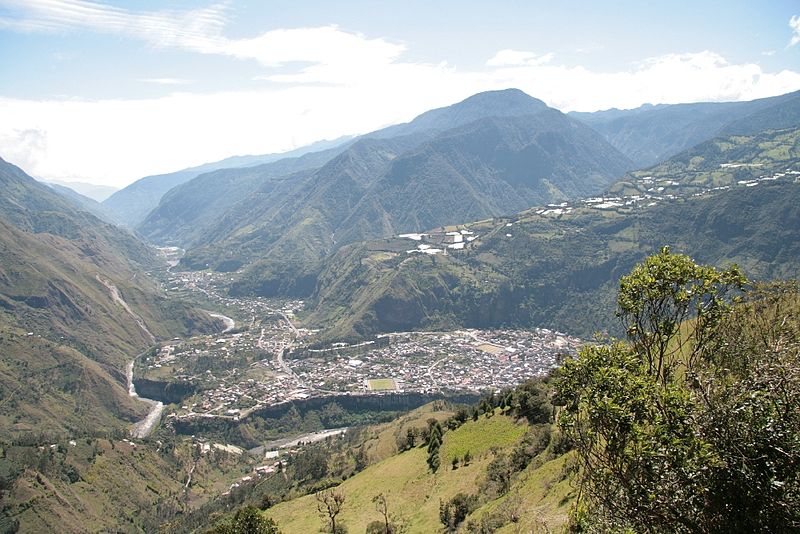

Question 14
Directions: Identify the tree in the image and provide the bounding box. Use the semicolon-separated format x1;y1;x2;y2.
372;493;391;534
426;421;443;473
512;379;552;424
294;447;328;481
404;427;416;450
616;246;745;384
439;493;478;532
367;493;409;534
210;506;281;534
557;251;800;532
316;489;346;534
486;453;513;495
353;446;368;471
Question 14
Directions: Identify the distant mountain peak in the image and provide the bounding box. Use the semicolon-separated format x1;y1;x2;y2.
369;88;549;142
456;87;547;108
413;87;549;125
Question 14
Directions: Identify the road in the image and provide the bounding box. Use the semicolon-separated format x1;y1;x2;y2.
258;312;306;388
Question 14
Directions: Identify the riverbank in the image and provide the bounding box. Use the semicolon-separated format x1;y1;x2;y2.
127;360;164;439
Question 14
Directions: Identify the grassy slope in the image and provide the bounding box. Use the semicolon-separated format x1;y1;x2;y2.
356;402;455;463
266;414;572;533
0;329;148;438
3;437;250;534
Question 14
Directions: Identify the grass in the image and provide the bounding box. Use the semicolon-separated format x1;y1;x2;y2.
265;413;570;533
470;452;576;533
267;446;491;533
367;378;397;391
440;413;528;464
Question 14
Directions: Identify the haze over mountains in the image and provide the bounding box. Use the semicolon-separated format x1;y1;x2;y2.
103;136;353;228
45;179;118;202
2;85;800;533
569;89;800;167
135;89;632;295
91;88;799;306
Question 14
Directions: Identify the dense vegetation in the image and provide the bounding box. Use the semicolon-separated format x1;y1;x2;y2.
558;249;800;532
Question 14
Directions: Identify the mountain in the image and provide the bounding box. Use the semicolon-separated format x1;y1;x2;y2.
137;89;555;250
136;143;353;247
46;179;118;201
0;157;218;438
305;127;800;340
46;182;122;224
102;136;353;227
570;89;800;167
367;88;550;139
142;89;632;298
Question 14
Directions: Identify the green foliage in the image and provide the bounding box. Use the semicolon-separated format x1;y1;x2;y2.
316;489;347;534
558;251;800;532
293;447;329;482
426;421;442;473
617;245;745;383
209;506;281;534
439;493;478;532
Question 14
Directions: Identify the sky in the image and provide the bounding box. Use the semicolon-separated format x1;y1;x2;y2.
1;1;799;188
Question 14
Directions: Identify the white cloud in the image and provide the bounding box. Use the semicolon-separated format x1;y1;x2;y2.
139;78;193;85
0;1;403;73
0;0;228;50
1;4;799;187
790;15;800;47
486;49;554;67
0;128;48;174
487;51;800;111
4;47;798;188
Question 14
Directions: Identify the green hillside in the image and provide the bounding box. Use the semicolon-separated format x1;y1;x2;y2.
141;90;631;299
570;89;800;167
305;127;800;340
1;434;253;533
0;158;219;439
265;413;572;534
203;250;800;534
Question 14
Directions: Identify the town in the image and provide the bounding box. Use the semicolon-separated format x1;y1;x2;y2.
139;268;582;422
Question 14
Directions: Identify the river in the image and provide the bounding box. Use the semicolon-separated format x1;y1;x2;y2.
207;311;235;333
127;360;164;439
126;310;235;438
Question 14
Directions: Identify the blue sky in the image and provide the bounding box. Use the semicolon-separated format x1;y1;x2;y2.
1;0;799;187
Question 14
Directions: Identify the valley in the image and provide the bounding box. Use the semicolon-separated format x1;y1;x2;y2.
136;264;581;428
1;76;799;533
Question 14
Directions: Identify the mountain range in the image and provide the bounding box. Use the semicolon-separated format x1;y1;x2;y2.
3;86;800;533
304;124;800;340
137;89;633;296
102;136;352;228
0;157;218;438
570;89;800;167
